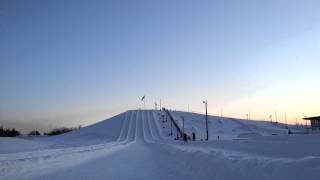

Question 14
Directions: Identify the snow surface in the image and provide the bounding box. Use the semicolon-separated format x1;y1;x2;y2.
1;110;320;180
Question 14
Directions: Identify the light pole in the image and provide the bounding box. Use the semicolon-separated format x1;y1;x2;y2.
285;114;287;128
203;100;208;141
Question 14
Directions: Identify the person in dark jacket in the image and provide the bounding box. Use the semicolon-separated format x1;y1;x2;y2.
183;133;187;142
192;132;196;141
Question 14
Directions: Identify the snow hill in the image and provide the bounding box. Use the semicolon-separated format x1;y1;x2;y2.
170;110;288;140
1;110;320;180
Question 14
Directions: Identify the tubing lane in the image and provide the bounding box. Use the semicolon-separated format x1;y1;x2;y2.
135;110;145;143
143;110;154;143
125;110;137;143
149;111;163;140
117;111;131;142
146;110;156;141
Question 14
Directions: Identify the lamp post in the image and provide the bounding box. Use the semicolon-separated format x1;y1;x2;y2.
203;100;208;141
285;114;287;129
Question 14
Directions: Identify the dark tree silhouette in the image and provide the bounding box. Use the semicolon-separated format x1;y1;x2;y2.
28;130;41;136
45;126;81;136
0;125;21;137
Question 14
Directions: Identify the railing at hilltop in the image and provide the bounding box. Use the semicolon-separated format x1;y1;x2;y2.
165;109;184;138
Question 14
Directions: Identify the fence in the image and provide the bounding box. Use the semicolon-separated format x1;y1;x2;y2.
165;109;184;138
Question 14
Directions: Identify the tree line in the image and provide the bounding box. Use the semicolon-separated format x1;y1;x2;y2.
0;125;20;137
0;125;81;137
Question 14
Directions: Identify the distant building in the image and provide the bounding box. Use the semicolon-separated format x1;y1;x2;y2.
303;116;320;130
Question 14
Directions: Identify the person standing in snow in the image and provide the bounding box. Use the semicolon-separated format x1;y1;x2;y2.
183;133;187;142
192;132;195;141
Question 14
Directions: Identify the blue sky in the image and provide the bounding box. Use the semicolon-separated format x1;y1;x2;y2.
1;0;320;132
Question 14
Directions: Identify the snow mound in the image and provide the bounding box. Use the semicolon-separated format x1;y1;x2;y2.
43;111;126;146
170;111;288;140
1;109;320;180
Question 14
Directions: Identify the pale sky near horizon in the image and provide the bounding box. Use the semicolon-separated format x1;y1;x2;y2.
1;0;320;132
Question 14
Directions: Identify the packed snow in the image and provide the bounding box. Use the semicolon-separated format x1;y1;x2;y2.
1;110;320;180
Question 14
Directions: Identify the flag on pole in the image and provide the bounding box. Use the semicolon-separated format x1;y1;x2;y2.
141;96;145;101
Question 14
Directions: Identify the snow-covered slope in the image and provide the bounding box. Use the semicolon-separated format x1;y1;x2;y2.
42;111;126;146
1;110;319;180
170;111;288;140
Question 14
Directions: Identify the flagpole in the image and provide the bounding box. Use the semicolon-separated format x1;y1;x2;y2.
140;96;146;110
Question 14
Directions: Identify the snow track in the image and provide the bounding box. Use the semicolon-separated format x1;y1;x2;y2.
117;110;131;142
149;111;163;141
